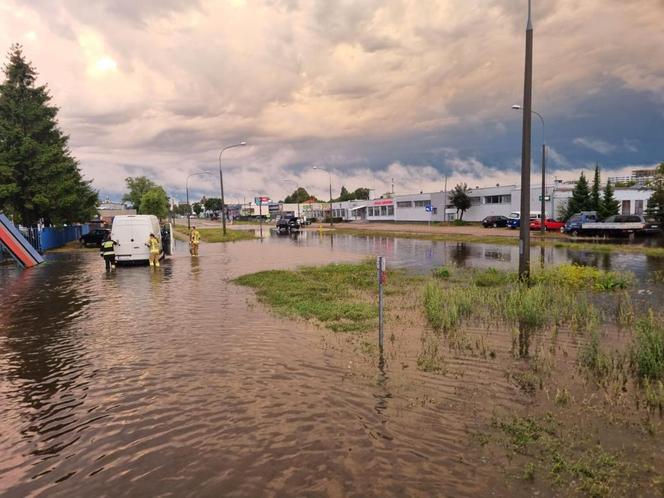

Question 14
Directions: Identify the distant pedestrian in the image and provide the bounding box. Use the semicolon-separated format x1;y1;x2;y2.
146;233;160;267
100;233;118;271
190;226;201;256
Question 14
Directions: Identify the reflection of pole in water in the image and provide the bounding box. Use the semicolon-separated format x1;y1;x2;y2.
329;233;334;250
539;245;545;269
518;322;531;358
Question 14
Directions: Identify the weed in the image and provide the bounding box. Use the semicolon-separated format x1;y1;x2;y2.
417;334;447;374
643;379;664;415
631;311;664;381
522;462;536;481
579;331;613;379
532;263;633;291
174;226;255;243
433;266;451;279
496;414;556;451
554;387;571;406
616;291;635;328
473;267;515;287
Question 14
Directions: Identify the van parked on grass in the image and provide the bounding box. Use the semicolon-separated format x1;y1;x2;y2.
111;215;163;264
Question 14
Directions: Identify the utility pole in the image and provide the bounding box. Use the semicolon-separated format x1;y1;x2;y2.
443;175;448;222
519;0;534;280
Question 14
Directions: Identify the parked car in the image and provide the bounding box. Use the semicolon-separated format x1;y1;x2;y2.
79;228;111;247
481;215;508;228
276;216;301;234
506;211;542;229
562;211;600;235
603;214;661;234
529;218;565;231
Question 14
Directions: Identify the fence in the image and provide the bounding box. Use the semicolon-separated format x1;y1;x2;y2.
24;224;89;253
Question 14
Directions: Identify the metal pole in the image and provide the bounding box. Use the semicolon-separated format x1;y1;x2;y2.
219;166;226;236
443;175;448;223
259;201;263;238
186;182;191;230
541;143;546;234
519;0;533;280
328;172;333;228
377;256;384;350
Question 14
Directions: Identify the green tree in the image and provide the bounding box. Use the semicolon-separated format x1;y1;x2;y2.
351;187;370;200
590;164;601;212
122;176;157;209
0;44;98;225
139;187;169;219
337;186;350;201
192;202;203;216
562;172;591;220
204;197;222;212
599;180;620;219
450;183;471;220
284;187;314;203
646;162;664;224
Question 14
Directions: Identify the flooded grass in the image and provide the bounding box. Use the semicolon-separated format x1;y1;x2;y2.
174;226;256;242
237;260;664;496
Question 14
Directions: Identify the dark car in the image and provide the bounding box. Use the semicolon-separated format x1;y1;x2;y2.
80;228;111;247
276;216;301;234
481;215;508;228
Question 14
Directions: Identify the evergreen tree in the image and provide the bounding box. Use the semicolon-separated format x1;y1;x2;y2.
646;162;664;224
0;44;98;225
139;187;169;219
450;183;471;220
122;176;157;209
563;172;591;219
599;180;620;219
337;186;350;201
590;163;601;212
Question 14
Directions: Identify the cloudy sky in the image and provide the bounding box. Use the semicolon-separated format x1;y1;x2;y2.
1;0;663;203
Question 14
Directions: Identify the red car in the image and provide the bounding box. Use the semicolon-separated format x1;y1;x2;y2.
530;218;565;231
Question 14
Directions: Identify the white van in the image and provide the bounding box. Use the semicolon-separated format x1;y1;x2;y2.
111;215;163;263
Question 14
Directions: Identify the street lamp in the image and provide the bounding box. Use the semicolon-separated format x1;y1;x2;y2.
312;165;333;227
518;0;534;280
186;171;213;230
218;141;247;235
513;104;546;235
282;179;301;219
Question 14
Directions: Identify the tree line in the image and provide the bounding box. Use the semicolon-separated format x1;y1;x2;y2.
0;45;98;226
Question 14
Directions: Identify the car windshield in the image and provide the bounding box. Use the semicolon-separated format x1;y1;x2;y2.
508;212;519;219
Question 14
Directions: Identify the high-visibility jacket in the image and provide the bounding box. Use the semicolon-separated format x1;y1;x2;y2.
191;230;201;244
101;240;115;256
148;237;160;253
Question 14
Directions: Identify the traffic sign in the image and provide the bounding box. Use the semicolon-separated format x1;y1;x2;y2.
254;196;270;205
425;204;433;213
538;195;551;201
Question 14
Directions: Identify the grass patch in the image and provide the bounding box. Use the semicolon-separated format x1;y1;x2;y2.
532;263;633;290
493;414;633;497
631;311;664;381
174;226;256;243
235;261;415;333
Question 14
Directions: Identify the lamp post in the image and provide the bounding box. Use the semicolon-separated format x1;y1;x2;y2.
186;171;213;230
218;142;247;235
313;166;333;227
513;104;546;235
282;179;301;218
518;0;534;280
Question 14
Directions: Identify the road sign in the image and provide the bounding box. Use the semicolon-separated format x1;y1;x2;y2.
254;196;270;205
538;195;551;201
425;204;433;213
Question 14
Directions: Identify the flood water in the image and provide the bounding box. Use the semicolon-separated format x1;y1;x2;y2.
0;231;662;497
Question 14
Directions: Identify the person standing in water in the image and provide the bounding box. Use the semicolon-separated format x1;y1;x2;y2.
100;233;118;271
146;233;160;267
190;226;201;257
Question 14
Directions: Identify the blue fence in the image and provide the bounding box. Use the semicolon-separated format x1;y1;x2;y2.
23;224;89;253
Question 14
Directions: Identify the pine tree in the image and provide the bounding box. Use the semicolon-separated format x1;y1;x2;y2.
590;163;601;212
599;180;620;219
563;172;591;219
0;44;97;226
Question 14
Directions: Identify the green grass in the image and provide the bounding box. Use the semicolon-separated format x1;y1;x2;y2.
174;226;256;243
631;311;664;381
493;414;633;497
532;263;633;290
235;262;379;332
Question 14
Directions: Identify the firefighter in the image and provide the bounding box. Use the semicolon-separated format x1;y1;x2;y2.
100;233;118;271
146;233;160;267
190;226;201;256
